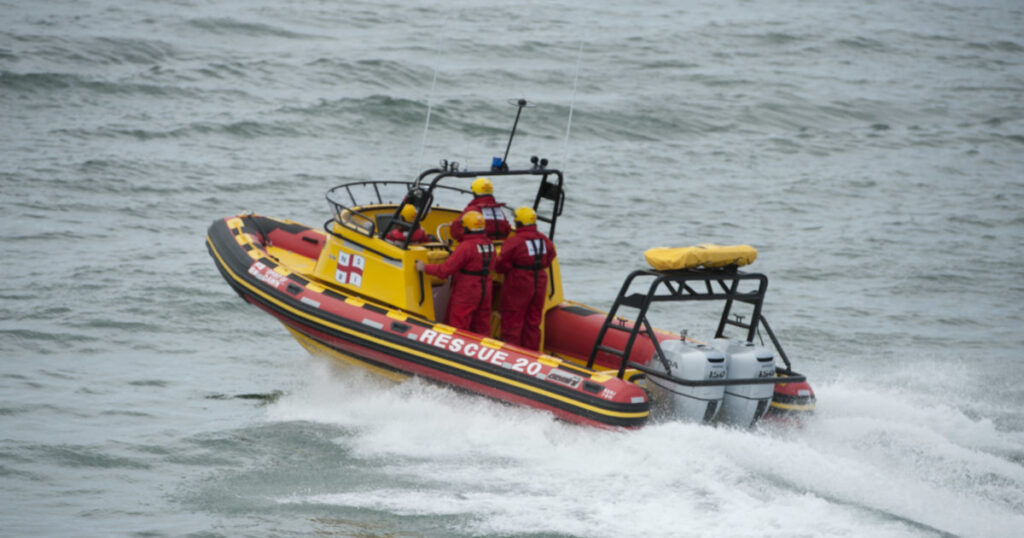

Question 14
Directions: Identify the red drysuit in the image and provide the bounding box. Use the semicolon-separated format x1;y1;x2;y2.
494;224;556;349
386;227;430;244
450;195;511;242
423;232;495;334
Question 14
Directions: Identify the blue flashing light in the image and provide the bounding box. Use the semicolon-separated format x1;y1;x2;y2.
491;156;503;169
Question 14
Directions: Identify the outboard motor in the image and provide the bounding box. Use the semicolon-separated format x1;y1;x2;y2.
713;339;776;427
647;340;726;423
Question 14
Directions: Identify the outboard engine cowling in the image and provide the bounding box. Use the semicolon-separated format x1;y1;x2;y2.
647;340;726;423
713;339;776;427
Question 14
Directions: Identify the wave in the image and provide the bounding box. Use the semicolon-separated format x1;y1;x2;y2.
36;445;151;470
967;40;1024;53
1000;133;1024;145
0;328;99;345
53;119;314;141
184;17;321;40
834;36;891;52
0;32;178;66
279;94;427;125
305;58;435;88
0;71;200;98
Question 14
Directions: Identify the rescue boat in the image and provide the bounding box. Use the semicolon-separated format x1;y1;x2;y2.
205;106;815;429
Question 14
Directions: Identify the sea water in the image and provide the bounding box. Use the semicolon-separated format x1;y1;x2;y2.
2;0;1023;536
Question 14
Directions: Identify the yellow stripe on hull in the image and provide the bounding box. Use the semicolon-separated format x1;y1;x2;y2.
769;401;815;412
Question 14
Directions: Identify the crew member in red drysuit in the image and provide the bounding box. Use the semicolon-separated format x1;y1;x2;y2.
495;207;556;350
386;204;431;244
449;177;511;242
416;211;495;334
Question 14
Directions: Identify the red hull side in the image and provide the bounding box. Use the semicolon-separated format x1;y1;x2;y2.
545;304;672;369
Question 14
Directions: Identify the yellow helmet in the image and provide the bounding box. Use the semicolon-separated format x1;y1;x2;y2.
461;210;485;232
400;204;417;222
471;177;493;195
514;206;537;226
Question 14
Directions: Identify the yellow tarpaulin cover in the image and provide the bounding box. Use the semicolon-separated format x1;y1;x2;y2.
644;244;758;271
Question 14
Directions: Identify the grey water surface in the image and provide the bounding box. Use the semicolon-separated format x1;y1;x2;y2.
2;0;1023;536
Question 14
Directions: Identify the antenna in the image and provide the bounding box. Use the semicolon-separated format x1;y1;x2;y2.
494;98;529;171
416;35;444;174
561;39;584;171
416;68;439;172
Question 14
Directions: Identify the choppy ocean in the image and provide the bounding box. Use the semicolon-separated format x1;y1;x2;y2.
3;0;1023;536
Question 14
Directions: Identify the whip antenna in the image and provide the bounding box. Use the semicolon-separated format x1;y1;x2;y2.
416;37;443;173
416;68;439;172
561;39;584;171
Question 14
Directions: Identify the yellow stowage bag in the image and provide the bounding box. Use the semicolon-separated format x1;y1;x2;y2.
644;244;758;271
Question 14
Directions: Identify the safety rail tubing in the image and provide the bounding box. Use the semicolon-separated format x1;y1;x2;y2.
324;180;473;246
586;268;786;381
414;165;565;240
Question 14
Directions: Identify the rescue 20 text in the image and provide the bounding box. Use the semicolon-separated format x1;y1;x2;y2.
418;329;543;375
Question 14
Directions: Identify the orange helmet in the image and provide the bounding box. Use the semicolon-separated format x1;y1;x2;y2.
461;210;485;232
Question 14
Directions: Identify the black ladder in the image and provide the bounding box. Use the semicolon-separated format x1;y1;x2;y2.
585;271;676;379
